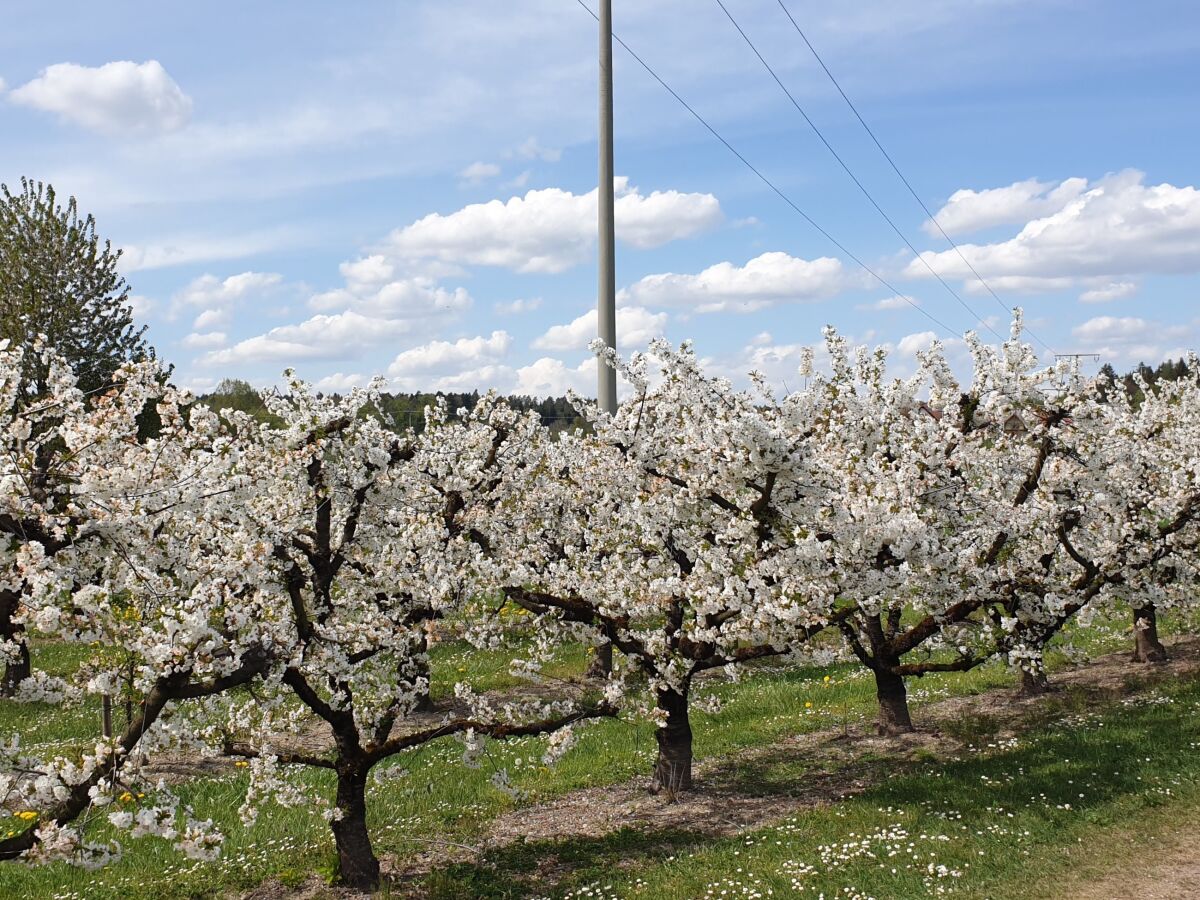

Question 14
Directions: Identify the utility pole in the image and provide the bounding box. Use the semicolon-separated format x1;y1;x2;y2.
597;0;617;415
589;0;617;680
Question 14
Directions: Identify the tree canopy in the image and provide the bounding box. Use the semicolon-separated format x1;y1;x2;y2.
0;178;152;397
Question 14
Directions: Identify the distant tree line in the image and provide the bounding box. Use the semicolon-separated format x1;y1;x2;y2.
1099;357;1193;405
200;378;587;434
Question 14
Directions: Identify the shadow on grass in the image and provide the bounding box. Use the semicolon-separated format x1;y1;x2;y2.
418;826;706;899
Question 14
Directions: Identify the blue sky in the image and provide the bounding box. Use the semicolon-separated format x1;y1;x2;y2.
2;0;1198;396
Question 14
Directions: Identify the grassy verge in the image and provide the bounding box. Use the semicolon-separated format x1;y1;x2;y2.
423;675;1200;899
0;617;1192;899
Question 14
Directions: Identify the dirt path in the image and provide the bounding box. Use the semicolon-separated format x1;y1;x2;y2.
1064;826;1200;900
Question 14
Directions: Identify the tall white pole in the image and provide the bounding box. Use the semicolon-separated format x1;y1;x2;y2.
597;0;617;415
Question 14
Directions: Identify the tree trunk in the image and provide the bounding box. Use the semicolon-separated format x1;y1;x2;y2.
1132;604;1168;663
873;666;914;735
652;687;693;793
1018;666;1052;697
0;589;30;696
586;641;614;679
410;632;434;713
2;639;31;696
331;767;380;890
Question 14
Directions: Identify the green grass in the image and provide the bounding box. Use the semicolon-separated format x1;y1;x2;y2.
0;615;1195;899
421;677;1200;899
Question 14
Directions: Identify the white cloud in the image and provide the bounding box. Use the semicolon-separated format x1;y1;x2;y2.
1079;281;1137;304
386;178;721;274
313;373;371;393
171;271;285;321
503;170;533;191
533;306;667;352
1071;315;1193;366
309;275;471;319
494;297;542;315
9;60;191;135
199;311;411;367
908;172;1200;289
121;228;304;272
858;294;918;311
961;275;1077;295
338;255;395;289
513;356;597;397
387;331;511;378
0;77;7;94
620;252;845;313
514;137;561;163
924;177;1087;236
126;294;155;318
181;331;227;350
193;308;229;330
896;330;939;357
459;161;501;185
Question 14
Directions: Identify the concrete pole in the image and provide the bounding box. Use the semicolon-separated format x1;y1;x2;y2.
590;0;618;680
597;0;618;415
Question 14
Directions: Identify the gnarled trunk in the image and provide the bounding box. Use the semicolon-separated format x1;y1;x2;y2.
586;641;614;678
1018;666;1052;697
1;589;29;696
1132;604;1168;663
873;666;914;735
409;631;434;713
331;766;379;890
652;686;693;793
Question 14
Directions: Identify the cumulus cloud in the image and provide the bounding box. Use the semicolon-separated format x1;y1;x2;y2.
386;178;721;274
9;60;192;134
193;308;228;330
494;297;542;315
908;171;1200;291
514;137;561;163
533;307;667;352
313;373;371;393
896;330;939;357
126;294;155;318
309;276;470;319
858;294;918;311
180;331;227;350
1079;281;1137;304
619;252;846;313
924;177;1088;237
170;272;285;324
1071;315;1193;366
513;356;597;397
199;311;411;367
387;331;511;378
459;161;501;185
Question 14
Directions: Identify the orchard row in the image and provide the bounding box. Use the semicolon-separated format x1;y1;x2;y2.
0;313;1196;889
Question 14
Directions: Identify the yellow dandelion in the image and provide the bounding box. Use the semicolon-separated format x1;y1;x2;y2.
804;701;813;709
119;792;134;803
234;761;250;768
16;811;37;821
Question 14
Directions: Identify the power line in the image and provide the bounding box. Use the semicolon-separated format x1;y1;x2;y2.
771;0;1056;355
571;0;965;343
712;0;1006;343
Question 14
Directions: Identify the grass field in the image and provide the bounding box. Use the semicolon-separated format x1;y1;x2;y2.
1;619;1198;899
